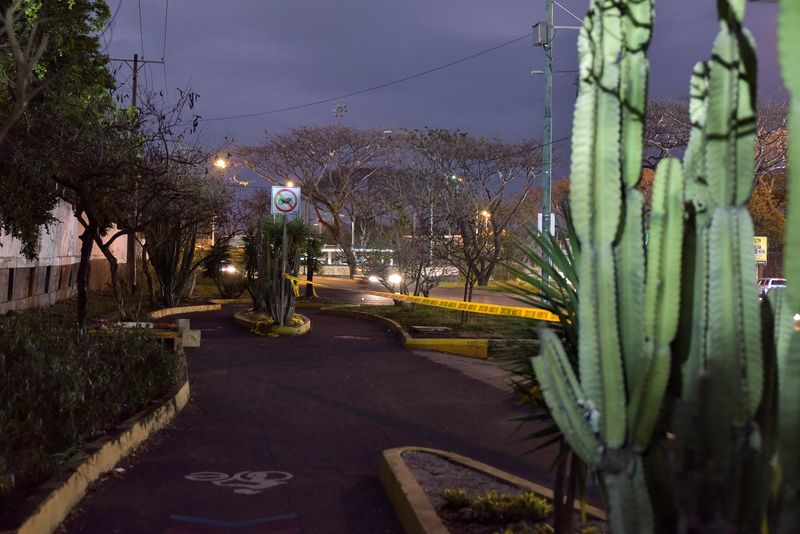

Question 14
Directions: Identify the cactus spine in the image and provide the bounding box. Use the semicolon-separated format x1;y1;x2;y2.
531;0;800;531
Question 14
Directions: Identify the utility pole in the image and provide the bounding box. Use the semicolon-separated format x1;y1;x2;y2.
127;54;138;295
539;0;554;238
109;55;164;294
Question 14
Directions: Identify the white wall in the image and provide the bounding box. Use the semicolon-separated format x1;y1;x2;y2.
0;200;128;313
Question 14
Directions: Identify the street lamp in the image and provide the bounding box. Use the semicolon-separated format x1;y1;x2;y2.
214;157;227;169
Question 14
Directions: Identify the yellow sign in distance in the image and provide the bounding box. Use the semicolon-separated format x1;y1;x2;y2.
754;236;768;263
282;274;560;322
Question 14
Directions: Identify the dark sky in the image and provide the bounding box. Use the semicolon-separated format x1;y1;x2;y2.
104;0;784;151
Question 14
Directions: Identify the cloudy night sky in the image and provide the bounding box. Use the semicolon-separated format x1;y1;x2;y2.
103;0;784;153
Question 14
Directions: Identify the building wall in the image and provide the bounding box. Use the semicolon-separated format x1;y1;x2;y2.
0;201;128;314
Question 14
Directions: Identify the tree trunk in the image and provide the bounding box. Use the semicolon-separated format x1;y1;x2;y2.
344;247;357;278
93;235;129;320
76;222;96;330
305;262;315;298
141;246;156;306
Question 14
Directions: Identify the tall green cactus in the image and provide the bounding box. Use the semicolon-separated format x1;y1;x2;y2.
776;1;800;531
531;0;799;532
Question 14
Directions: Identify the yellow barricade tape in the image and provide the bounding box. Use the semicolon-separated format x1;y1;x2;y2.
282;274;559;322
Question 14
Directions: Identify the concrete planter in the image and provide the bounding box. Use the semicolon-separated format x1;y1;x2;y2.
233;310;311;336
379;446;606;534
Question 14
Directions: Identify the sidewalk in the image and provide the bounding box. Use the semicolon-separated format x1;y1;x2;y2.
59;306;552;533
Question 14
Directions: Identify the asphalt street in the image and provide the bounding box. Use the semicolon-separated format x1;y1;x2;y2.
60;306;553;534
307;276;526;307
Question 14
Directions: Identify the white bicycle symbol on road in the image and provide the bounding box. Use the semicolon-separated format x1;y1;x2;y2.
185;470;293;495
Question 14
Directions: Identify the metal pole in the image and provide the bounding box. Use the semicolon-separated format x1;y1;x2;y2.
281;215;288;325
127;54;139;294
429;201;434;264
542;0;554;239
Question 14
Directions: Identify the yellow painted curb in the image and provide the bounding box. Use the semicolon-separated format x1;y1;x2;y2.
380;447;606;534
380;448;449;534
233;310;312;336
321;307;496;359
148;304;221;320
404;338;488;359
5;379;191;534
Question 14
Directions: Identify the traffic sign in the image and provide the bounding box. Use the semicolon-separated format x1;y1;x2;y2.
271;186;301;216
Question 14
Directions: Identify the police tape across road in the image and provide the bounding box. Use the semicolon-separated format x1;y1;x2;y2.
282;274;560;323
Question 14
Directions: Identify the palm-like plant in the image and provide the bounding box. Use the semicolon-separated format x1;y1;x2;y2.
242;218;313;325
499;206;588;533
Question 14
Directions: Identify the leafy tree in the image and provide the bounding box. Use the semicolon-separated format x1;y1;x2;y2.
0;0;112;261
142;161;233;307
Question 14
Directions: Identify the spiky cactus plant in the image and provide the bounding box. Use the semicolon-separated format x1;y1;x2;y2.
775;1;800;531
530;0;799;532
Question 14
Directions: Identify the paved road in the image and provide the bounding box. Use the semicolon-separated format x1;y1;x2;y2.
309;276;526;307
61;306;553;534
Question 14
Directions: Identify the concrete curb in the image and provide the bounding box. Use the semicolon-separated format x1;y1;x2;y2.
233;310;312;336
379;446;606;534
209;298;251;305
3;379;191;534
148;304;221;320
320;307;539;360
209;298;339;310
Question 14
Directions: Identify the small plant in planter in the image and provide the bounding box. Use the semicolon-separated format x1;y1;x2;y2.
442;487;554;531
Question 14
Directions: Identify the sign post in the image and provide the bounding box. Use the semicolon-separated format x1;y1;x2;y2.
271;186;301;325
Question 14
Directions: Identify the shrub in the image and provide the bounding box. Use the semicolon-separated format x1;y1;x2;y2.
0;311;182;510
443;488;553;524
443;488;471;509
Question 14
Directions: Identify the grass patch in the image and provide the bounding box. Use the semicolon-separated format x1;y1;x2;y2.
0;310;183;525
341;304;534;339
437;279;535;294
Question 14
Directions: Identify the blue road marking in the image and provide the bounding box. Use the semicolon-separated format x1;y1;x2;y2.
169;513;299;528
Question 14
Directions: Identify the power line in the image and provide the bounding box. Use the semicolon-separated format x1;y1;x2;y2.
200;32;534;123
456;76;577;130
553;0;584;25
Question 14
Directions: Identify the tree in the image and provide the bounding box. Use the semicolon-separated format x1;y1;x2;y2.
358;169;450;298
0;0;51;144
0;0;113;261
239;125;396;277
644;98;691;170
142;160;233;307
405;129;542;298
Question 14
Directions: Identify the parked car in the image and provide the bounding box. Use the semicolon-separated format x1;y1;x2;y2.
758;277;786;298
